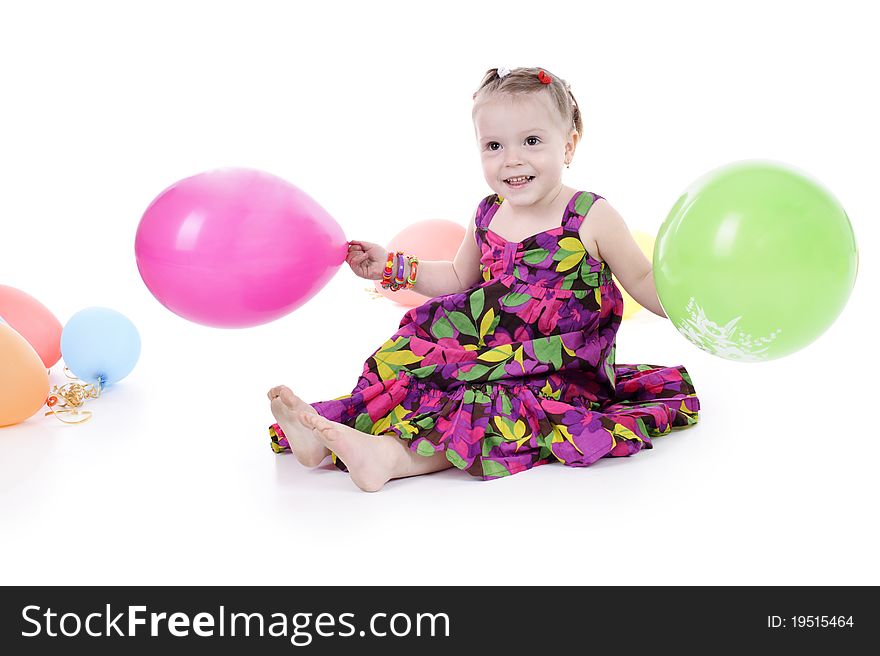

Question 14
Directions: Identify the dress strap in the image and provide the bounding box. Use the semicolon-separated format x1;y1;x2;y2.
474;194;501;231
562;191;605;231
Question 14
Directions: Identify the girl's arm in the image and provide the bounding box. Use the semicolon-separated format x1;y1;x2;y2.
581;200;667;318
346;209;482;296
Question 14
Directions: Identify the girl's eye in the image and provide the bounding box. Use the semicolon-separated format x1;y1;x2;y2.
486;137;539;151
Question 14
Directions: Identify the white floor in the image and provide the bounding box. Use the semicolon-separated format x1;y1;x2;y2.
1;267;876;587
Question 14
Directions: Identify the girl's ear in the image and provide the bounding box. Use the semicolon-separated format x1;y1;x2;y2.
566;130;580;157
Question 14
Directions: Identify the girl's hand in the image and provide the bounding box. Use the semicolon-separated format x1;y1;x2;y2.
345;240;388;280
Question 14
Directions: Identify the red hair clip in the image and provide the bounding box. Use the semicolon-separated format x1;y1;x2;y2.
538;70;552;84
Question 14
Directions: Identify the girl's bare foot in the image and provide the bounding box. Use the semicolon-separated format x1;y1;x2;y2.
300;412;401;492
268;386;330;467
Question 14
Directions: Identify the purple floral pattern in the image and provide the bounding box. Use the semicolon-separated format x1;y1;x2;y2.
270;191;700;479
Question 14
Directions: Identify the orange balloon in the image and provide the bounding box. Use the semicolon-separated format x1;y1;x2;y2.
0;285;62;368
0;323;50;427
374;219;466;307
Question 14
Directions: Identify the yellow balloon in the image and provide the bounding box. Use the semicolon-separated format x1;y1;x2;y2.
0;323;50;427
616;230;656;321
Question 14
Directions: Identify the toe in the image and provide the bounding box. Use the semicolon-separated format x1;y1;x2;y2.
309;413;330;430
278;387;299;408
310;416;338;440
268;385;289;400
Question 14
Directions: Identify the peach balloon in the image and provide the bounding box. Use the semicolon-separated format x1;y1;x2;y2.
0;323;51;427
617;231;657;321
374;219;466;307
0;285;62;368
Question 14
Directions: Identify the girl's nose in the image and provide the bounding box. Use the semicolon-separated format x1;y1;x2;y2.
504;148;524;165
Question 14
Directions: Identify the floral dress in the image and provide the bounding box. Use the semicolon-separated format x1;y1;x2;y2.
270;191;700;479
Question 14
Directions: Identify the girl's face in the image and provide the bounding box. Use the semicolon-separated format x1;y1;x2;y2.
473;93;577;208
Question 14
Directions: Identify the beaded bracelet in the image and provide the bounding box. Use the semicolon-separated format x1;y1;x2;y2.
405;256;419;289
381;251;403;291
379;250;421;292
380;251;395;288
393;251;406;288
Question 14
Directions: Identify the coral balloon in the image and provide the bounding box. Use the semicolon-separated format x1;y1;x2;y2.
135;168;348;328
374;219;466;307
0;285;62;368
0;323;50;427
616;231;656;321
654;160;857;361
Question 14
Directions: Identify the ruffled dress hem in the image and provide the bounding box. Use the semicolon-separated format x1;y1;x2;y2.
270;366;699;481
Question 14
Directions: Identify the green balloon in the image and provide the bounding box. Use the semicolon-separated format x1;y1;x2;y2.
654;160;858;362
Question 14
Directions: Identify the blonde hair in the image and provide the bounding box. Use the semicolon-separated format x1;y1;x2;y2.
472;67;583;140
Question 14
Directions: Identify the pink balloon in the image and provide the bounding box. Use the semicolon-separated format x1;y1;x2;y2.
375;219;466;307
135;168;347;328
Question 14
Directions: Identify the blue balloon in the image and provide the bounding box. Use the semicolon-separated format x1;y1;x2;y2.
61;307;141;387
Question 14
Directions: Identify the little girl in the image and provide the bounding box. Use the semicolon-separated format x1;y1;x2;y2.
267;66;700;492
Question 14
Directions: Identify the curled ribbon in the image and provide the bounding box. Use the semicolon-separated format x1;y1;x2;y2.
45;368;102;424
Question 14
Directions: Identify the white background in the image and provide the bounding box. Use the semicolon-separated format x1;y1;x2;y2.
1;0;877;586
